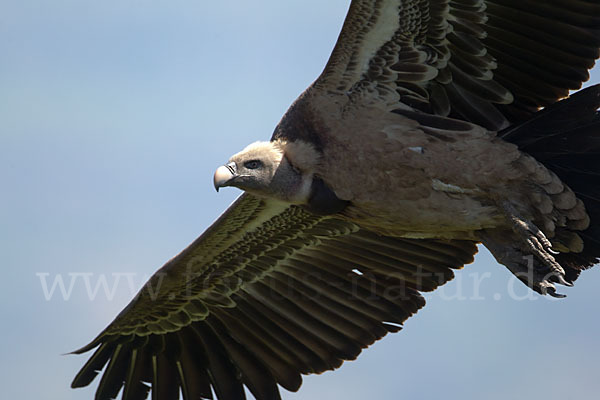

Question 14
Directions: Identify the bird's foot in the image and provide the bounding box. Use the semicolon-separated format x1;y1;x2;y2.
482;205;572;297
482;238;570;298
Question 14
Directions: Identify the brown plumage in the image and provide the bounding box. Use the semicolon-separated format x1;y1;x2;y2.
72;1;600;399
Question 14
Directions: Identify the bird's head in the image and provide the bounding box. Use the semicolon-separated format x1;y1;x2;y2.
213;139;320;204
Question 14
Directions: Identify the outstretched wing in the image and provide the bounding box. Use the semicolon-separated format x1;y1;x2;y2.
72;193;477;400
313;0;600;130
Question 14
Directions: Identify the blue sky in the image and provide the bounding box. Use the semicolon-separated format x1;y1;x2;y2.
2;1;600;399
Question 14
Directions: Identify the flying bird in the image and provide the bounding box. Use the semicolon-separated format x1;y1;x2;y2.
72;1;600;399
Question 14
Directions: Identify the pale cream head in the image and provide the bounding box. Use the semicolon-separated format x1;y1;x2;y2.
213;139;320;203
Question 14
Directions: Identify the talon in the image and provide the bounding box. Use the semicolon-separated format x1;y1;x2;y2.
555;274;573;287
547;287;567;298
547;248;560;255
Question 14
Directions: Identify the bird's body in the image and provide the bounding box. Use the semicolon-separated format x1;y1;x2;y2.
72;1;600;399
270;87;590;264
280;91;512;238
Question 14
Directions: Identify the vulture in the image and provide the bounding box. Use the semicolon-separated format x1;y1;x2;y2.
72;1;600;399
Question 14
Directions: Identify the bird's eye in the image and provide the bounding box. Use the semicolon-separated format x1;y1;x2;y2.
244;160;262;170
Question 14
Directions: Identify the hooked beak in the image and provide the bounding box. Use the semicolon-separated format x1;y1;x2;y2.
213;162;237;192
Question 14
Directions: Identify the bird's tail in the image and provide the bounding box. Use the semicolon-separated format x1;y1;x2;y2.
500;84;600;282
